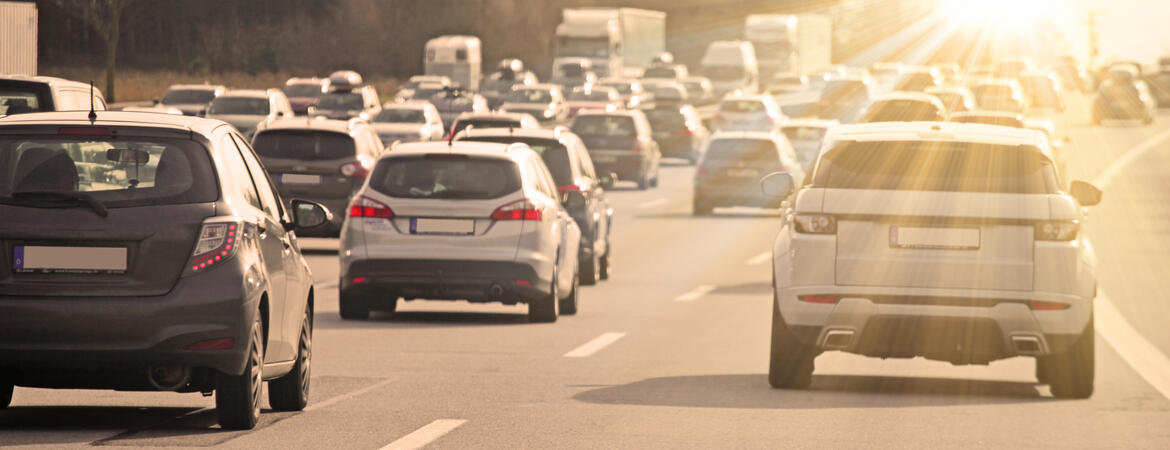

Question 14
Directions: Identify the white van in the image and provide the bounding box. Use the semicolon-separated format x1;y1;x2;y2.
424;35;483;91
700;40;759;97
0;75;108;115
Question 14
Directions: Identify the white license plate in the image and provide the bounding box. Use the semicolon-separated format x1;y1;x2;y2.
889;227;980;250
411;218;475;235
282;174;321;185
14;245;127;274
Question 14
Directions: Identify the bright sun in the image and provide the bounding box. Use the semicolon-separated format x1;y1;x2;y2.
942;0;1060;29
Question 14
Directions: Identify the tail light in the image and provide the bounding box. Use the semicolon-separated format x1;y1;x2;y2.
799;294;840;304
793;214;837;234
712;113;722;122
1035;221;1078;241
340;160;370;178
695;166;708;178
632;141;644;153
675;128;694;136
184;219;245;276
349;196;394;218
1029;300;1070;310
557;184;585;193
492;198;543;221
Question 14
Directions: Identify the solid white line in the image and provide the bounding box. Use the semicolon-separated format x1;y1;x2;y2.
1096;293;1170;400
746;252;772;266
563;332;627;358
380;419;468;450
674;284;717;302
303;377;397;412
638;198;669;209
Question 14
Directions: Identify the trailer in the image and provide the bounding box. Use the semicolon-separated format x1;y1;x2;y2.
0;1;37;75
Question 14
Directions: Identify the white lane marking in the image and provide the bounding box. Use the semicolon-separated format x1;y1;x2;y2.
674;284;717;302
563;332;627;358
1096;293;1170;400
1093;128;1170;189
638;198;669;209
380;419;468;450
303;377;397;412
746;252;772;266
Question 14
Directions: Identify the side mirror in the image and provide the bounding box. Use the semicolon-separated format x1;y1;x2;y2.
599;173;617;189
760;172;795;198
291;199;333;230
1069;180;1102;206
562;190;586;210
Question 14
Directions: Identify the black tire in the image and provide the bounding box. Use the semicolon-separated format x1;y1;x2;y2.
636;174;649;190
1;378;12;409
338;290;369;320
217;314;264;430
1036;358;1051;385
1041;316;1095;399
693;200;714;216
650;175;659;188
527;274;558;323
559;271;580;315
768;297;817;389
599;250;611;281
269;306;312;411
580;248;599;286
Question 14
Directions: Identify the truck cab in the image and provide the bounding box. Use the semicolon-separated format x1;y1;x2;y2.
424;35;483;91
553;8;665;80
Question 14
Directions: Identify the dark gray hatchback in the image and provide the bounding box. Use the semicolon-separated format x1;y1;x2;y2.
0;111;332;430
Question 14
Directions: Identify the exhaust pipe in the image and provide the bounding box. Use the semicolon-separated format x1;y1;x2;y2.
1011;335;1044;355
487;283;505;299
822;329;855;350
147;365;191;391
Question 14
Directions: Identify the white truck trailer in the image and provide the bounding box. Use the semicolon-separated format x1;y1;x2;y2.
745;13;831;78
0;1;37;75
553;8;665;79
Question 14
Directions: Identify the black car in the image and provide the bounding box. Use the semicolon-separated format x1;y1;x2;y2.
456;128;615;284
644;104;709;164
693;132;803;215
570;110;661;190
0;111;331;430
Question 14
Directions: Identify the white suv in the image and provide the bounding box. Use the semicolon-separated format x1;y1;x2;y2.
762;122;1102;398
338;141;582;322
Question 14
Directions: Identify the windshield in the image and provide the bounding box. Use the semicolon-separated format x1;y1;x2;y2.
317;92;364;110
812;140;1057;193
161;89;216;105
252;130;356;160
282;84;323;98
556;37;609;58
570;115;637;151
459;137;573;185
208;97;269;115
505;89;552;104
374;109;426;123
370;156;520;199
0;136;216;206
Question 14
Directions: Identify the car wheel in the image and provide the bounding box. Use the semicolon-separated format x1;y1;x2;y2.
559;271;579;315
269;305;312;411
1144;113;1155;125
1;378;12;409
768;296;817;389
217;313;264;430
599;247;611;281
693;200;713;216
650;175;659;188
1041;315;1095;399
338;289;369;320
580;247;599;286
637;174;649;190
528;274;558;323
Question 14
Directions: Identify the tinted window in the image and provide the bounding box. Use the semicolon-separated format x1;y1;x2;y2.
703;139;780;165
0;136;216;207
458;137;573;186
570;115;637;151
645;108;686;131
317;92;363;110
863;100;943;122
369;156;520;199
559;64;587;78
812;141;1056;193
568;91;611;102
0;85;48;114
209;97;270;115
896;74;936;91
602;83;632;94
162;89;216;105
375;109;427;123
821;81;867;102
282;84;324;98
252;131;356;160
644;67;677;78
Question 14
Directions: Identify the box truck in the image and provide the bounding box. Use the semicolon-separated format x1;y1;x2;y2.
745;14;831;78
0;1;37;75
553;8;665;79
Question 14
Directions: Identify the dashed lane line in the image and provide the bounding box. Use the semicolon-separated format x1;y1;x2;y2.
674;284;717;302
563;332;627;358
380;419;468;450
746;252;772;266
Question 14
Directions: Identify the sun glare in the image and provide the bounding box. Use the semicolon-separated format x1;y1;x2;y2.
943;0;1059;29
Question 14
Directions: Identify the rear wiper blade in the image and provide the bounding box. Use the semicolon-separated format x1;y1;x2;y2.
7;191;109;217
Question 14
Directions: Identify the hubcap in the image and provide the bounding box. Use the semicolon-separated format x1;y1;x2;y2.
299;314;312;398
249;322;262;419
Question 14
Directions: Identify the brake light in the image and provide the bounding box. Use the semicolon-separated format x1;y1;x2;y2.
340;161;370;178
633;141;644;153
712;113;722;122
557;184;585;193
1035;221;1078;241
695;166;708;178
1029;300;1070;310
185;219;245;276
348;196;394;218
492;199;543;221
186;338;235;350
799;294;840;304
675;128;694;136
793;214;837;234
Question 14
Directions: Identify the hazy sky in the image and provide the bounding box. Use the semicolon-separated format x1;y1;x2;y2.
1062;0;1170;63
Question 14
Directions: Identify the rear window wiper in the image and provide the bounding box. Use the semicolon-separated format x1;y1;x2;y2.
1;191;110;217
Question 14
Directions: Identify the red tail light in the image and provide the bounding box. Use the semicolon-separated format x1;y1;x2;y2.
340;161;370;178
557;184;585;193
695;166;708;177
1029;300;1070;310
712;113;722;121
186;338;235;350
799;294;840;304
349;196;394;218
633;141;644;153
492;199;543;221
185;219;245;276
675;128;694;136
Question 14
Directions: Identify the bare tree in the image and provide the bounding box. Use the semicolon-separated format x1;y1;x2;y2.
47;0;138;103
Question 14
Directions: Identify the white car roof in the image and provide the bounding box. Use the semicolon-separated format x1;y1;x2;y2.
720;93;773;103
826;121;1047;148
455;127;568;141
455;111;536;121
574;108;644;118
382;101;432;110
0;74;100;92
217;89;272;99
0;110;227;136
167;84;226;92
710;130;780;141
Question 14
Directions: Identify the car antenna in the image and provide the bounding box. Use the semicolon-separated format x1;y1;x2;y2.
88;80;97;122
444;85;461;149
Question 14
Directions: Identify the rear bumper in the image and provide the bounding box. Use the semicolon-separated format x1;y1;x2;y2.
655;135;694;158
591;156;646;181
693;184;777;208
0;267;255;386
342;259;548;304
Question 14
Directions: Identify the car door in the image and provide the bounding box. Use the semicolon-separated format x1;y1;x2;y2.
573;139;608;256
225;132;295;363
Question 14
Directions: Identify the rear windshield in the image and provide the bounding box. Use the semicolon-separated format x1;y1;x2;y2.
375;109;426;123
209;97;269;115
704;66;745;81
0;136;217;207
282;84;323;98
568;91;611;102
252;130;356;160
570;115;637;151
703;139;780;165
602;83;632;94
459;137;573;185
645;108;686;130
719;100;765;113
317;92;363;110
162;89;216;105
453;119;521;136
644;67;677;78
896;74;936;91
863;100;943;122
812;141;1057;193
0;84;49;115
369;156;520;199
559;65;587;78
973;85;1014;101
506;89;552;104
